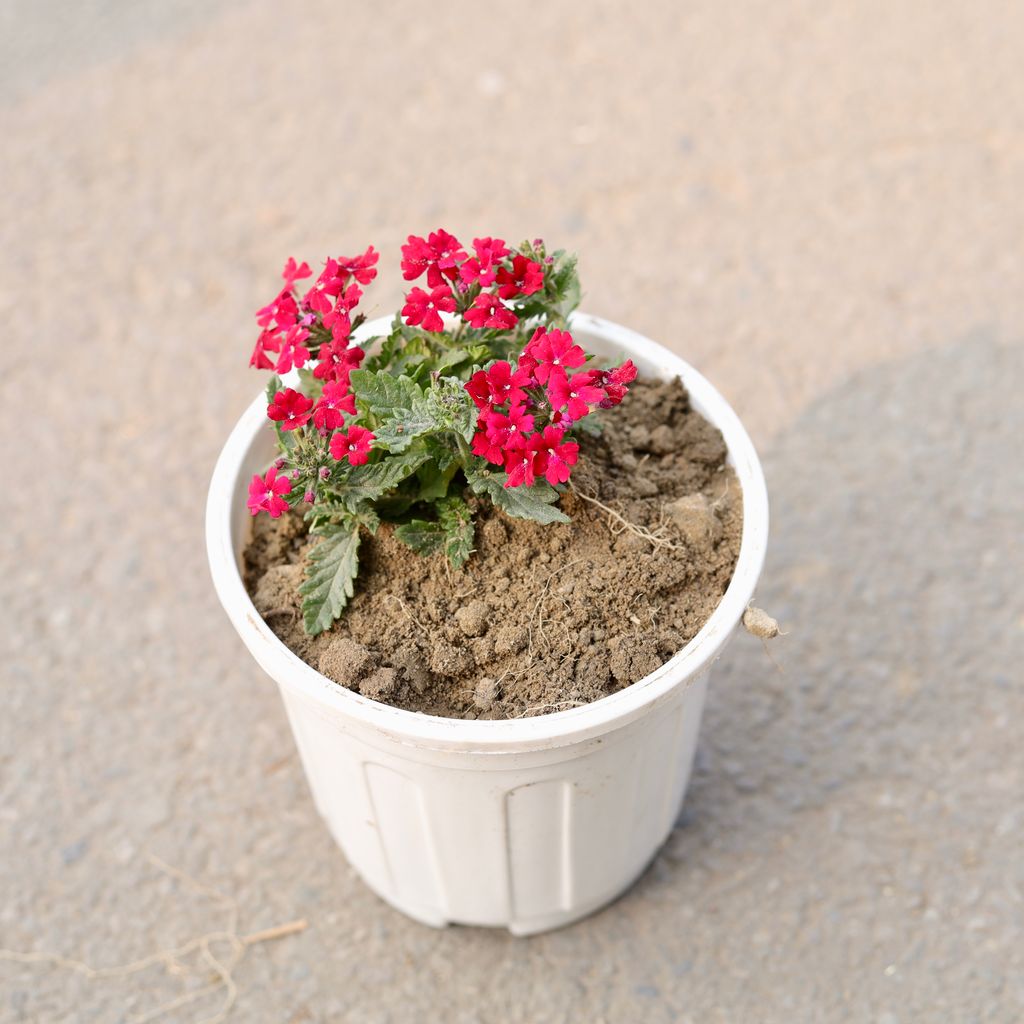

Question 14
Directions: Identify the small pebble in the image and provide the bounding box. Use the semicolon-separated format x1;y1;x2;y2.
649;424;675;454
743;606;780;639
666;493;721;546
473;676;499;711
455;600;490;637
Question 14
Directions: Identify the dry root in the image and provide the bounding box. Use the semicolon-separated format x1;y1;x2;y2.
0;854;307;1024
570;484;681;551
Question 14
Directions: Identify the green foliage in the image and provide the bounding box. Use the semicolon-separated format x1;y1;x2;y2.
394;496;475;568
464;466;570;525
363;318;488;382
321;450;430;516
349;370;476;454
350;369;435;453
299;522;361;635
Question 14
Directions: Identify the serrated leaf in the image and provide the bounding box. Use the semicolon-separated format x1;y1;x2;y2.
327;450;429;513
393;520;445;556
350;368;426;415
465;466;570;525
394;497;475;568
350;369;435;452
299;524;361;635
438;496;475;567
415;458;459;501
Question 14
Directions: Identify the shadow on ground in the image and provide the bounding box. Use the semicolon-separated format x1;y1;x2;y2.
676;331;1022;852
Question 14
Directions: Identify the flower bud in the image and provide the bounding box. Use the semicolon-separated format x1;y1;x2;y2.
318;466;331;480
304;490;315;504
274;457;286;470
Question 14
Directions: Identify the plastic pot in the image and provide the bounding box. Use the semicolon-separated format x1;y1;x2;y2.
206;313;769;935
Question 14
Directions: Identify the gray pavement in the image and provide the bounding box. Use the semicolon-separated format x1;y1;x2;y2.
2;2;1023;1021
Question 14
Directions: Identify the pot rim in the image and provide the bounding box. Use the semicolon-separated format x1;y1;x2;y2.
206;312;769;753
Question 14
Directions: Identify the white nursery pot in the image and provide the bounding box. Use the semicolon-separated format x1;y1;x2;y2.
206;313;769;935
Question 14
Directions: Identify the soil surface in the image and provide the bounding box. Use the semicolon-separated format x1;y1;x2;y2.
244;378;742;719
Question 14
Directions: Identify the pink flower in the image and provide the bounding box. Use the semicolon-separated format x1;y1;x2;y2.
503;436;538;488
477;404;535;457
465;370;492;410
401;230;467;287
330;425;376;466
303;258;350;313
273;325;311;374
600;359;638;407
281;257;312;290
610;359;638;385
337;245;379;286
247;465;292;517
471;429;503;464
496;254;544;299
525;327;586;384
485;360;532;407
312;381;357;431
256;289;299;332
547;368;604;421
267;388;314;431
314;341;364;384
250;329;280;370
459;237;510;287
529;425;579;485
464;291;518;330
402;285;456;333
516;347;539;383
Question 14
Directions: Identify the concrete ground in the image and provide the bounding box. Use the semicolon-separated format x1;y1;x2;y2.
2;1;1023;1021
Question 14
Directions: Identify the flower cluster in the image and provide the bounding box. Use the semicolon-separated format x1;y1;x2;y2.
400;231;545;334
466;327;637;488
250;250;381;505
250;246;376;384
243;232;634;634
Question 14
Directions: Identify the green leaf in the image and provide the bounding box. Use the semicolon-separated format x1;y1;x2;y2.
415;458;459;501
350;368;426;416
465;466;570;525
327;450;430;513
394;496;475;568
350;369;435;452
299;523;361;635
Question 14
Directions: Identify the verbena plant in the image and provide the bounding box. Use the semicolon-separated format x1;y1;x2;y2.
246;232;636;635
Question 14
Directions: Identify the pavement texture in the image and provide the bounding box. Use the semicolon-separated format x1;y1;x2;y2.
2;1;1023;1021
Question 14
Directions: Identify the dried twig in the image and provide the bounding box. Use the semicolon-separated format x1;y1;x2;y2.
569;483;680;551
527;558;584;657
0;854;308;1024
